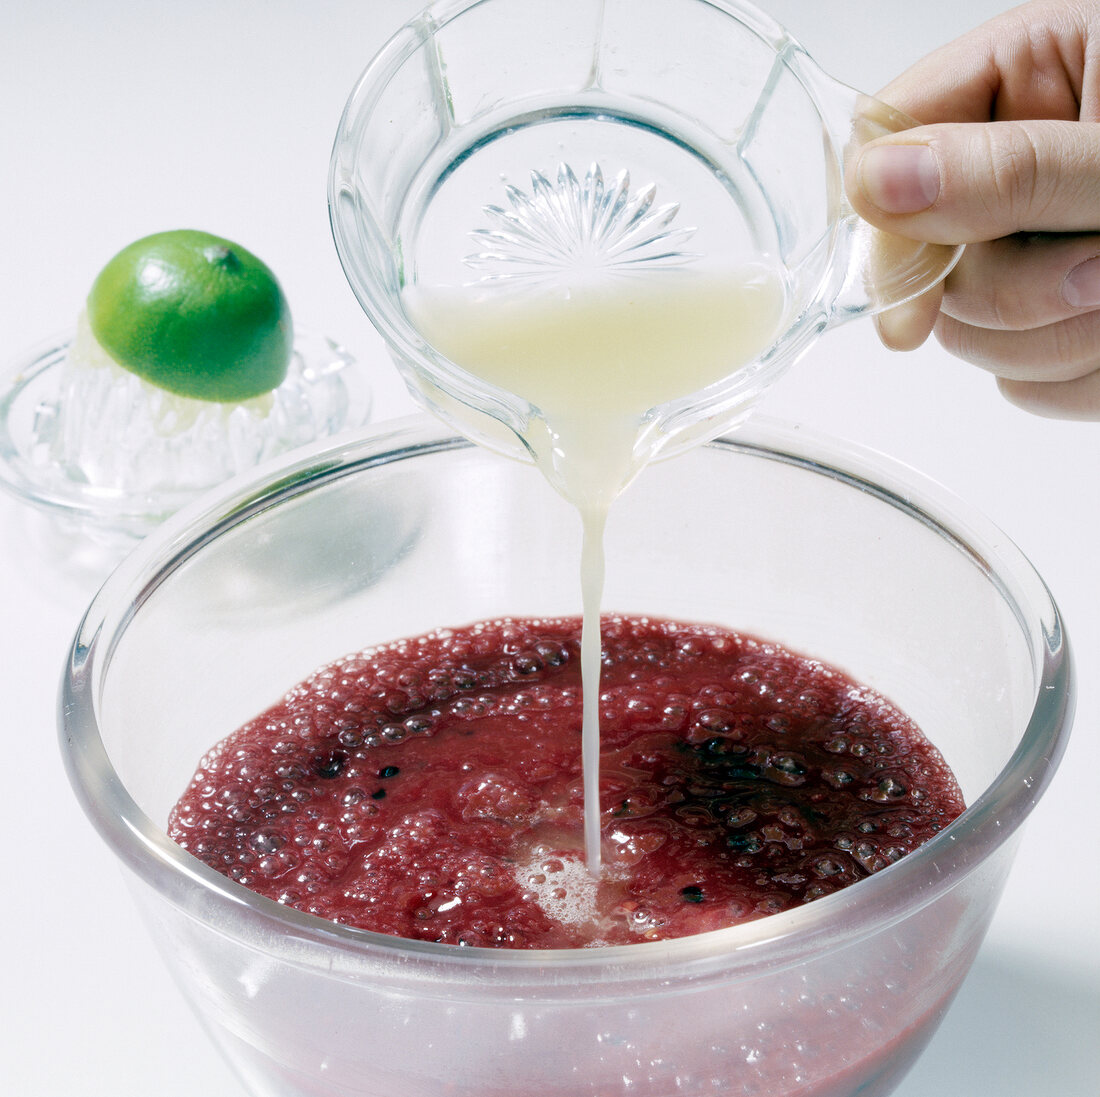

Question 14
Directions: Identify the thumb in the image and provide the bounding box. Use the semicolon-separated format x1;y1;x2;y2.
849;119;1100;243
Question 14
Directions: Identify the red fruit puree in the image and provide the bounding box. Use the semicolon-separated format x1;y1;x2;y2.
168;615;963;948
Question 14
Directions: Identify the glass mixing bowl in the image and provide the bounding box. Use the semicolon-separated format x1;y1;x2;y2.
60;415;1072;1097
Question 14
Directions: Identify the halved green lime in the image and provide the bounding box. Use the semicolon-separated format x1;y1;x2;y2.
86;229;293;402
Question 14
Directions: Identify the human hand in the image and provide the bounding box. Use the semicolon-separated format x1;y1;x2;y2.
847;0;1100;419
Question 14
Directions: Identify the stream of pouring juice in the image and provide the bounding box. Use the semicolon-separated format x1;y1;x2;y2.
404;266;786;873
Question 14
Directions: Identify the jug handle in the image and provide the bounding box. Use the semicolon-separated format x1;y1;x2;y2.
808;73;964;323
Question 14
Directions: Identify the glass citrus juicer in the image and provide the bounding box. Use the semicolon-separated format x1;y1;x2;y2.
329;0;961;506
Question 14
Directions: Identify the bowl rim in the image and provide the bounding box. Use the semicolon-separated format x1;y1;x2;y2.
58;413;1074;985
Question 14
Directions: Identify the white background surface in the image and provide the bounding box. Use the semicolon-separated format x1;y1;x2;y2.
2;2;1098;1094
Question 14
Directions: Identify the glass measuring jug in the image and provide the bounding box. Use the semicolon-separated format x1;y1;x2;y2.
329;0;961;504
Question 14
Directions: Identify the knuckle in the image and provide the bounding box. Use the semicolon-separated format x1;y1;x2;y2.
941;241;1037;330
985;281;1035;330
1047;313;1100;374
982;238;1054;330
979;123;1043;228
933;313;983;366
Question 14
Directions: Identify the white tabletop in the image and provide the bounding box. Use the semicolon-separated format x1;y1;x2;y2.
2;2;1097;1095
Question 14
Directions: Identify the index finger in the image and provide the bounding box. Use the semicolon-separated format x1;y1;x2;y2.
878;0;1091;124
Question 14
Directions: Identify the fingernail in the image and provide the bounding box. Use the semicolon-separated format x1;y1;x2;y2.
1063;256;1100;309
859;144;940;214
